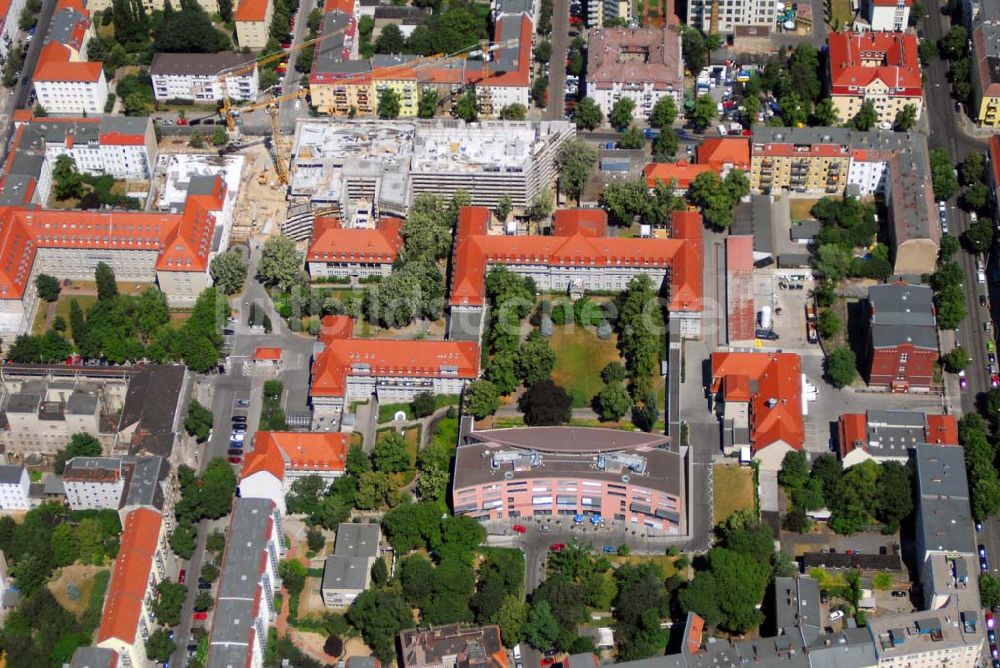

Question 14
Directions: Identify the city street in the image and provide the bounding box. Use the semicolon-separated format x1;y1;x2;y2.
544;0;569;121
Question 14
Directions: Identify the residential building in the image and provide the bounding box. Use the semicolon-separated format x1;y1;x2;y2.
749;127;938;275
206;498;284;668
972;20;1000;128
685;0;775;33
150;52;258;102
914;442;976;559
447;207;703;341
62;455;169;515
643;161;715;191
585;0;633;28
452;424;688;535
475;14;532;114
827;32;923;127
709;352;806;470
238;431;348;514
837;410;958;467
0;0;29;61
644;137;750;192
306;216;403;280
399;624;508;668
309;315;479;427
585;27;682;121
290;119;574;214
320;522;380;607
372;5;429;38
69;647;119;668
855;0;912;31
867;606;980;668
96;508;167;668
865;283;938;391
115;365;187;458
86;0;218;13
0;465;30;510
0;379;104;453
235;0;274;50
32;42;107;114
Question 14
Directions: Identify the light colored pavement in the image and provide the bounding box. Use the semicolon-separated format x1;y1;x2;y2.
544;0;569;121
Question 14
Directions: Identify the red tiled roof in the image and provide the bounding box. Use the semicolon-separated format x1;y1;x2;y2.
97;508;162;646
838;413;868;457
325;0;354;13
726;235;755;342
924;414;959;446
254;347;282;361
0;178;225;299
310;315;480;397
241;431;349;481
697;137;751;171
710;352;804;452
644;161;715;189
33;42;103;83
686;614;705;655
235;0;270;21
481;15;532;88
307;216;403;264
828;31;922;97
449;207;703;312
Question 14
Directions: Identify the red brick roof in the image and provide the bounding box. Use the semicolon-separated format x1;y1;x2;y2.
697;137;751;171
710;352;804;452
254;347;282;361
33;42;103;83
644;161;716;190
235;0;270;21
837;412;868;457
0;179;225;299
310;315;480;397
481;15;532;88
307;216;403;265
448;207;702;312
924;414;958;446
828;31;922;97
241;431;349;481
97;508;162;646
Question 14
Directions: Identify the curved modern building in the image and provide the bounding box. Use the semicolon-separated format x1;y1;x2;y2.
451;425;687;535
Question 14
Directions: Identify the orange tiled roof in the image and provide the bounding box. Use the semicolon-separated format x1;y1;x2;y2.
644;161;716;189
254;347;282;361
0;178;224;299
837;412;868;457
306;216;403;264
33;42;103;83
241;431;349;480
924;414;959;446
828;32;922;97
310;315;480;397
696;137;751;171
711;352;804;452
481;15;532;88
449;207;702;312
235;0;270;21
97;508;162;646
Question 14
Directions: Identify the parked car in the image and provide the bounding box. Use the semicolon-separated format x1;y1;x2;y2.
891;590;908;598
236;399;250;407
988;611;996;629
819;590;828;604
513;645;522;660
512;525;526;534
540;525;551;532
829;610;844;621
541;659;555;666
198;581;212;590
228;448;244;456
982;556;990;572
602;545;616;554
979;521;985;532
549;543;566;552
178;569;186;584
228;456;242;464
982;545;989;559
194;612;208;621
982;295;989;307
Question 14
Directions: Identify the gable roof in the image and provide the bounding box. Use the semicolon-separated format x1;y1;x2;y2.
828;31;922;95
307;216;403;264
448;207;702;312
697;137;751;170
241;431;349;481
711;352;805;452
97;508;162;646
644;161;716;189
310;315;480;397
33;42;103;83
235;0;270;21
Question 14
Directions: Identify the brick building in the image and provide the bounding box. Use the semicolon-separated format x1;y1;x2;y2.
866;283;938;391
827;32;923;127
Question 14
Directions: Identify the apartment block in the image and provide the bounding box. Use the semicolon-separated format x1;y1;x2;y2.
866;283;938;391
306;216;402;280
0;466;30;510
585;27;682;121
685;0;775;33
855;0;912;31
238;431;347;514
309;315;478;427
399;625;508;668
749;127;938;275
453;425;687;535
85;0;218;13
828;32;923;127
96;508;168;668
151;52;258;102
235;0;274;50
206;498;284;668
32;0;105;114
0;379;103;453
447;207;703;341
972;20;1000;128
0;0;29;61
838;411;958;467
320;523;381;607
62;455;169;516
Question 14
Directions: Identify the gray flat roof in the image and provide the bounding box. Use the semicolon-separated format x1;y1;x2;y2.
321;554;370;591
151;51;251;77
121;365;184;457
0;465;24;485
916;443;975;556
70;646;118;668
868;283;937;350
6;392;41;414
334;523;380;558
66;390;99;415
122;455;167;510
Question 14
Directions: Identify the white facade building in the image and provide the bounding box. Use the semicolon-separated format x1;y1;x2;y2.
62;457;126;510
585;27;683;121
0;466;30;511
857;0;912;31
685;0;776;32
151;52;258;103
0;0;28;61
32;43;108;115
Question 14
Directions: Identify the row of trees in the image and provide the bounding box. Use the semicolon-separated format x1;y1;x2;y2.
959;412;1000;520
778;451;914;534
169;459;237;559
928;234;967;330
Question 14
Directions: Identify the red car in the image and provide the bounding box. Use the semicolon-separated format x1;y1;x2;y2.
178;569;186;584
228;456;242;464
194;611;208;621
549;543;565;552
992;374;1000;389
988;611;995;630
541;659;555;666
176;118;188;126
513;525;527;534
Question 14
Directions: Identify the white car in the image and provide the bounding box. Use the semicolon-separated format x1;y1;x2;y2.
829;610;844;621
979;271;987;284
513;646;522;661
717;125;728;136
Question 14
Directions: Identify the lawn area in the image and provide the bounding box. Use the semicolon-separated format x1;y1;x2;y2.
712;464;755;525
377;395;459;423
611;554;679;578
349;432;364;448
549;327;624;408
377;424;421;486
430;417;459;451
829;0;853;27
788;197;822;221
33;294;97;335
168;311;192;328
48;565;109;618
